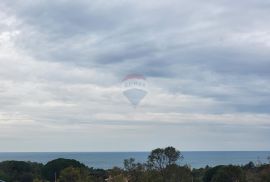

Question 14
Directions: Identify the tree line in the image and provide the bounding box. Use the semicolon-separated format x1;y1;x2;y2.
0;147;269;182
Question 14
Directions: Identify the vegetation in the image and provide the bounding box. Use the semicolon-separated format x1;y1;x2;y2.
0;147;269;182
41;158;87;181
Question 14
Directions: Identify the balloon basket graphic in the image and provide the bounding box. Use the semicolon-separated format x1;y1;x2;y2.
122;74;148;107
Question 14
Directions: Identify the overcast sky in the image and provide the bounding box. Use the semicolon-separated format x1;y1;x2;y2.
0;0;270;152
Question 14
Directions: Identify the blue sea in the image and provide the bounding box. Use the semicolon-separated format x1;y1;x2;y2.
0;151;269;169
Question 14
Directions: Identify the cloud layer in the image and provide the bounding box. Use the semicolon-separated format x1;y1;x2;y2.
0;0;269;151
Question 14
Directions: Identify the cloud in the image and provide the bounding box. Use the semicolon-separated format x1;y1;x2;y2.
0;0;269;151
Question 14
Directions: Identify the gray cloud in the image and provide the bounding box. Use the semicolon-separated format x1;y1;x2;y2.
0;0;270;151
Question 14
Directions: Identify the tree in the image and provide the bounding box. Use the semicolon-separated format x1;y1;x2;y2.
29;162;44;180
124;158;136;172
58;166;95;182
109;174;127;182
0;161;35;182
147;146;183;172
192;168;207;182
20;172;34;182
203;166;224;182
107;167;127;182
42;158;87;181
164;146;182;166
243;162;255;170
147;146;183;181
59;166;101;182
123;158;146;182
59;167;81;182
88;167;108;181
0;170;8;182
210;165;246;182
164;164;192;182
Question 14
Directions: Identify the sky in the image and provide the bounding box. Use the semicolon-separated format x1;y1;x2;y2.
0;0;270;152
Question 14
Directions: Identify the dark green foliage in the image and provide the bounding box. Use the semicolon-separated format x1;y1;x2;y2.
164;164;192;182
20;172;34;182
0;169;9;181
58;166;98;182
0;161;39;182
0;158;106;182
203;165;246;182
192;168;207;182
203;165;224;182
211;165;246;182
59;167;81;182
89;168;108;181
244;161;256;170
29;162;44;180
42;158;86;181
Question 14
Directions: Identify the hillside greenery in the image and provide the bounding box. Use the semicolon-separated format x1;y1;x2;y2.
0;147;269;182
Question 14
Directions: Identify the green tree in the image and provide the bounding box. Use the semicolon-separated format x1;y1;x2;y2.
211;165;246;182
107;167;127;182
164;147;183;166
148;146;183;172
164;164;192;182
123;158;147;182
88;168;107;181
203;165;224;182
192;168;207;182
20;172;34;182
147;147;183;181
124;158;136;172
29;162;44;180
42;158;87;181
243;162;255;170
0;169;8;181
0;161;36;182
59;167;81;182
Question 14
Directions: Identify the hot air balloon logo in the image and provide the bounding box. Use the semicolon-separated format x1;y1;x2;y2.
122;74;148;107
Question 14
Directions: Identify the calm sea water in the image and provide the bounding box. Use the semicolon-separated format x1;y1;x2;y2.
0;151;269;169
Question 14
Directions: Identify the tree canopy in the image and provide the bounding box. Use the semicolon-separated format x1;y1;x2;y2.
42;158;87;181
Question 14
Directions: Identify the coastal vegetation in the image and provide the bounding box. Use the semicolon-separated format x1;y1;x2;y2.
0;147;269;182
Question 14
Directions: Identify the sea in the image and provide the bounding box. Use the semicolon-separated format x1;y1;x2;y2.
0;151;269;169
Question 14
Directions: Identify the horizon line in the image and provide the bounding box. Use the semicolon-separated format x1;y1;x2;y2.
0;150;269;153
